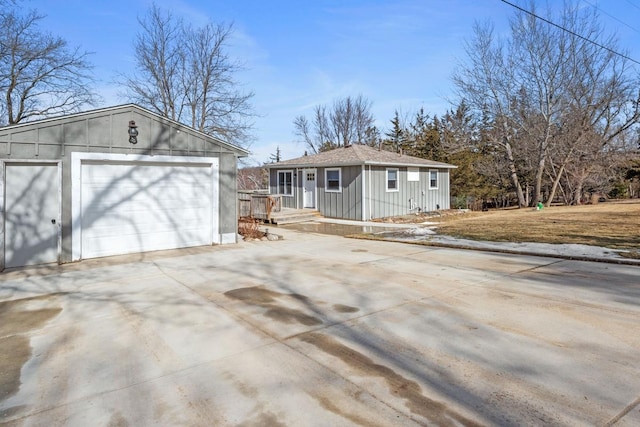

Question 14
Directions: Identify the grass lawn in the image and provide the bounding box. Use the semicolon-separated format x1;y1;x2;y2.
429;200;639;253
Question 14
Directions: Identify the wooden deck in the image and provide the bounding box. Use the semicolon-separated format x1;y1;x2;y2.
268;208;321;225
238;192;320;224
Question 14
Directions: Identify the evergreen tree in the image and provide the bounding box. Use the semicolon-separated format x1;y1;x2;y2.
269;146;282;163
384;110;406;152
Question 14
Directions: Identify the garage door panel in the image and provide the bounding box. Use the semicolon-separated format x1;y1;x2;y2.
80;161;214;259
83;215;210;237
82;229;208;258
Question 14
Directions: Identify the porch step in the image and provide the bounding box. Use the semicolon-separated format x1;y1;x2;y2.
268;209;321;225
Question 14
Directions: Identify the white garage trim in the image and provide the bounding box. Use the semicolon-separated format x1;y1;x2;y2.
71;152;219;261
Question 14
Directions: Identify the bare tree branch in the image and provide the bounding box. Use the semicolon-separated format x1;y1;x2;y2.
453;0;640;206
0;6;97;125
293;94;375;153
119;3;254;147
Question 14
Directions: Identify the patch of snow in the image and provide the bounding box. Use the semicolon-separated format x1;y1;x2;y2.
376;229;639;264
397;227;436;236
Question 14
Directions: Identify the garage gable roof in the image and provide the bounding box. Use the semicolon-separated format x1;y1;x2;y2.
265;144;456;168
0;104;249;156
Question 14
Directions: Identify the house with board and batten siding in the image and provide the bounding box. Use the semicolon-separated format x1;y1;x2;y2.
265;144;456;221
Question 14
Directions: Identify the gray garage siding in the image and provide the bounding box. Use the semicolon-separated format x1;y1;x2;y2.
0;105;245;266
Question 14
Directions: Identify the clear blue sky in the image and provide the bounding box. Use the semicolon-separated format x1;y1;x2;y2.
25;0;640;164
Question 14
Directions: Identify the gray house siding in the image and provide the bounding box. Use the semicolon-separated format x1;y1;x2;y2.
0;105;246;268
268;168;297;209
364;166;450;219
269;166;362;219
318;166;362;220
269;165;451;220
267;145;454;222
426;168;451;211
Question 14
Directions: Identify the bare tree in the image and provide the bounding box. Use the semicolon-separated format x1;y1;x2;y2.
294;95;375;153
453;1;640;207
122;5;182;121
544;45;640;205
453;21;527;206
237;166;268;191
0;5;96;125
120;4;254;146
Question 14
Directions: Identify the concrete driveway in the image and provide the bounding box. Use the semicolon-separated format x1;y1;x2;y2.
1;227;639;426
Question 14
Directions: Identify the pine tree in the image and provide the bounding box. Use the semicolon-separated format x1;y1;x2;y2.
384;110;406;152
269;146;282;163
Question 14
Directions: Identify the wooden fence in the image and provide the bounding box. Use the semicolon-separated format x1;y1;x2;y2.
238;191;282;221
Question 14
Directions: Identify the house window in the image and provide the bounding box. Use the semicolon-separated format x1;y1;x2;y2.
386;168;399;191
429;170;438;189
278;170;293;196
407;167;419;182
325;168;341;192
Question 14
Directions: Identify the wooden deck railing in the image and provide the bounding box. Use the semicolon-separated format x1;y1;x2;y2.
238;192;282;221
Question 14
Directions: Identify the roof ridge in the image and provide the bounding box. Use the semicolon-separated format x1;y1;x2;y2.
265;143;456;168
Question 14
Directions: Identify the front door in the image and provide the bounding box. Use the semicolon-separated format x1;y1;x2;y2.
4;163;60;268
303;169;316;208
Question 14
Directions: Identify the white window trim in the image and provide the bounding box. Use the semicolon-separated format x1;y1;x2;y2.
325;168;342;193
429;169;439;190
386;168;399;192
277;170;294;196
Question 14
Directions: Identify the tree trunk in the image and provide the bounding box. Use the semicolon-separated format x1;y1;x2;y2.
547;163;565;207
534;127;553;206
505;140;526;207
573;181;584;205
534;151;546;205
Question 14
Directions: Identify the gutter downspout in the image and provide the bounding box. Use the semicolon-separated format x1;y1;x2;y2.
296;168;299;209
361;164;366;221
368;165;372;220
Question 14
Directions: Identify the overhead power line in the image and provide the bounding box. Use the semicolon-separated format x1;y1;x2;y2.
583;0;640;34
623;0;640;13
499;0;640;66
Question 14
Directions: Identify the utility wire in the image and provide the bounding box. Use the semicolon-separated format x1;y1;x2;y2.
623;0;640;12
499;0;640;66
583;0;640;34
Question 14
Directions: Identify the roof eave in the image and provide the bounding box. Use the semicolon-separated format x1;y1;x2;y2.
265;161;457;169
363;161;457;168
265;161;367;169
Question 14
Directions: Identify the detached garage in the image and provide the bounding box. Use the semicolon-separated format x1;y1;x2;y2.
0;104;248;270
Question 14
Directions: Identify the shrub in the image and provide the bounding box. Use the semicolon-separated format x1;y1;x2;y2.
238;217;266;240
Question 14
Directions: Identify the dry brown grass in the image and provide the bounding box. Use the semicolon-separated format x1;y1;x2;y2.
431;200;640;251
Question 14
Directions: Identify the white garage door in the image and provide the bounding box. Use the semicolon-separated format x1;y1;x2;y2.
78;158;216;259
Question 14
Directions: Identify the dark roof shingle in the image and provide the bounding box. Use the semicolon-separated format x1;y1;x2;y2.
266;144;455;168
